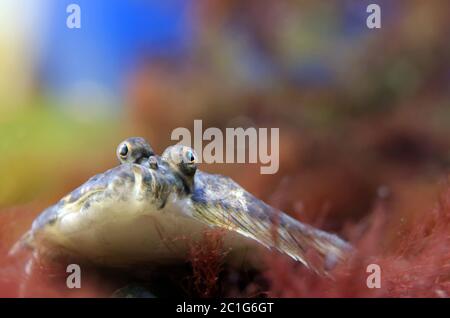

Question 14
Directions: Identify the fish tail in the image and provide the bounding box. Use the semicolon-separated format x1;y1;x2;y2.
274;214;353;274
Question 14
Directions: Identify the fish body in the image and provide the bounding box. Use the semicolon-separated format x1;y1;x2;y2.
21;163;259;268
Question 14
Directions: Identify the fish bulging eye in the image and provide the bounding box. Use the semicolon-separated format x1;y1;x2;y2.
119;144;129;157
185;150;195;163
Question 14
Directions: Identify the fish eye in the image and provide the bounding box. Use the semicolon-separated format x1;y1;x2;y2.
185;150;196;163
119;144;129;158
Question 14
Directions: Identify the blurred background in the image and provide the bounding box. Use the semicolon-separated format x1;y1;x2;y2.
0;0;449;296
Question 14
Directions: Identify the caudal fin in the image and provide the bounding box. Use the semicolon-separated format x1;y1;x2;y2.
272;212;353;274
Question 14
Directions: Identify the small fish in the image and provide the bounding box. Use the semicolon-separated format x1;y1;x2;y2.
11;138;352;274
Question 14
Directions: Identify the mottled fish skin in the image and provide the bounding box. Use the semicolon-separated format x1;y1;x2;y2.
189;170;352;274
31;167;134;232
21;162;191;262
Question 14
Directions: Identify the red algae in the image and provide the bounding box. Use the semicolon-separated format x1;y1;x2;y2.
188;229;228;298
265;178;450;298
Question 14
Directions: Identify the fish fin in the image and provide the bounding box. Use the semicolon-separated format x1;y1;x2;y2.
8;231;34;257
